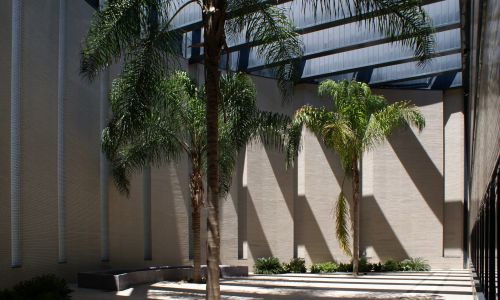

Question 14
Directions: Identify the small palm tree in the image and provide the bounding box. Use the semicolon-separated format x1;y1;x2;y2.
286;80;425;275
81;1;435;297
103;71;288;283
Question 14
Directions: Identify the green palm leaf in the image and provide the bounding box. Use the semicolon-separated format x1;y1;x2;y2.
335;191;352;257
226;0;304;98
300;0;435;63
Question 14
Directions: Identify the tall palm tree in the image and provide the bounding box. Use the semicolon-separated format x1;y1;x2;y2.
81;0;435;297
102;70;289;283
286;80;426;275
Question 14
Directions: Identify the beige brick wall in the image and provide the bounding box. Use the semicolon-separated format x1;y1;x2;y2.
361;90;444;262
61;0;102;280
19;0;60;280
443;89;464;258
0;0;104;286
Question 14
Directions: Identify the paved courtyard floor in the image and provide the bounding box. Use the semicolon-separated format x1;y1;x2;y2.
72;270;474;300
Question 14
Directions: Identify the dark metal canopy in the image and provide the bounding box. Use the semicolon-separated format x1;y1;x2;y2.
86;0;462;90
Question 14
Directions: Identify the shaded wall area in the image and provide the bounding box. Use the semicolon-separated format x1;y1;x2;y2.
466;0;500;227
0;0;104;288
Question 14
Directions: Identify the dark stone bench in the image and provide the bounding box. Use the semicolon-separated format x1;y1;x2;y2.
77;265;248;291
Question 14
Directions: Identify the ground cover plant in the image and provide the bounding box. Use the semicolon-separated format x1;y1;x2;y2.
283;258;307;273
254;257;285;274
399;257;431;271
0;274;72;300
256;257;430;274
310;261;339;273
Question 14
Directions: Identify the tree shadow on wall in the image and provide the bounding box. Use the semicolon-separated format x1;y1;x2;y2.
296;195;336;263
387;129;443;225
246;191;274;259
361;195;409;261
265;145;337;263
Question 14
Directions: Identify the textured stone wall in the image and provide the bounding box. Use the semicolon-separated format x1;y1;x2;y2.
362;90;444;262
0;0;12;286
467;0;500;223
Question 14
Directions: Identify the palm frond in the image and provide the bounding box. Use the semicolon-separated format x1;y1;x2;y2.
104;71;198;195
81;0;183;80
363;100;425;151
105;120;183;194
335;191;352;257
81;0;142;79
218;72;290;197
299;0;435;63
364;0;435;64
251;111;291;152
217;140;238;198
285;115;304;168
107;42;165;139
219;72;258;150
226;0;304;98
322;118;356;171
285;105;333;167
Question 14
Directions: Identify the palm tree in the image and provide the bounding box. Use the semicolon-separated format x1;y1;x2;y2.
102;70;289;283
286;80;425;275
81;0;435;297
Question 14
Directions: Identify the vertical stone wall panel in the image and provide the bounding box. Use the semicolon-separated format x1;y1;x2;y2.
0;0;12;283
19;0;59;280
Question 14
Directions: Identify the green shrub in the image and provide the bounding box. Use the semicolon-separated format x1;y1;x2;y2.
283;258;306;273
254;257;285;274
381;259;400;272
1;274;72;300
370;262;383;272
310;262;338;273
359;257;370;272
399;257;430;271
337;262;353;272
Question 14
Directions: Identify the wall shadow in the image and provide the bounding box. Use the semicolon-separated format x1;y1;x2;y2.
443;200;464;254
149;163;186;265
246;192;274;259
235;150;246;260
443;98;462;126
361;196;409;261
296;195;336;263
387;129;444;225
264;146;294;217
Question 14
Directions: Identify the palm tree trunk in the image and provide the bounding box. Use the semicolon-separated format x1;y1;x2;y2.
203;1;226;298
352;158;360;275
192;203;202;283
190;158;203;283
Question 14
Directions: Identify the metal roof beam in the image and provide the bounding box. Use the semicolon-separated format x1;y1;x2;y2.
245;23;460;72
299;48;461;82
180;0;445;39
300;53;462;85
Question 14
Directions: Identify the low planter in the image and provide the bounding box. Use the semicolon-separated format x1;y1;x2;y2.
77;265;248;291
